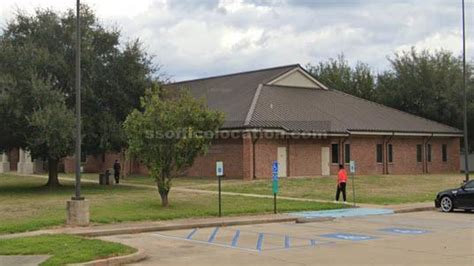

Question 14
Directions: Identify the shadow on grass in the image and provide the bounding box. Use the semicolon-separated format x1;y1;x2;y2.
0;181;146;196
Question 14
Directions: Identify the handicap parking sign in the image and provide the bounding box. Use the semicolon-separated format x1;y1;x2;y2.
320;233;377;241
272;161;278;174
380;228;429;235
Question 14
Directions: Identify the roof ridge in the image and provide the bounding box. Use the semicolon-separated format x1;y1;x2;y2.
329;89;462;132
244;84;263;126
167;64;300;85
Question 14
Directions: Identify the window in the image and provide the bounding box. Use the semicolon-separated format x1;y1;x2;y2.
344;144;350;164
331;143;339;164
427;144;432;162
465;180;474;189
416;144;422;163
376;144;383;163
442;144;448;162
388;144;393;163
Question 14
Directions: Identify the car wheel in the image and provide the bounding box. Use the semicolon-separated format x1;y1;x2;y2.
440;196;454;212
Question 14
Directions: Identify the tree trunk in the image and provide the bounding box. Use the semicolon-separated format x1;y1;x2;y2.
46;158;61;187
159;189;169;207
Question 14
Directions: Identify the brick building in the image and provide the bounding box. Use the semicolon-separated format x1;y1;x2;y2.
63;64;461;179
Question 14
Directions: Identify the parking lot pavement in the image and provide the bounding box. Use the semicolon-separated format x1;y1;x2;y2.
100;211;474;265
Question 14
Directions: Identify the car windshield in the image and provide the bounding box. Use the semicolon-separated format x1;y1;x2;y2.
464;180;474;189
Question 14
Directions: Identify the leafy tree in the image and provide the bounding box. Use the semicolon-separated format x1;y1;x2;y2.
306;54;376;101
124;87;224;206
0;5;155;182
376;48;474;150
27;77;75;186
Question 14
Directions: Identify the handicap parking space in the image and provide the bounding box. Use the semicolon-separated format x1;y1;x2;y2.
101;211;474;265
153;226;326;252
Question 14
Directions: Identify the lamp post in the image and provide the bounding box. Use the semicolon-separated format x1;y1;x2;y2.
74;0;83;200
67;0;89;226
462;0;470;181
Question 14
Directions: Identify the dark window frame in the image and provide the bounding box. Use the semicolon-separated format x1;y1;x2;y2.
388;144;393;163
331;143;339;164
344;143;350;164
442;144;448;162
416;144;422;163
376;144;383;163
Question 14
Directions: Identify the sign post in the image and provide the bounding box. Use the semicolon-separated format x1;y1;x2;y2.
216;161;224;217
272;161;279;214
349;160;356;207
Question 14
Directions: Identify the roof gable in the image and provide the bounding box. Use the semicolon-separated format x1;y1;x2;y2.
266;67;328;90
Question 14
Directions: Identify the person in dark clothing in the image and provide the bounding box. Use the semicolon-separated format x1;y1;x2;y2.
335;164;347;203
113;160;121;184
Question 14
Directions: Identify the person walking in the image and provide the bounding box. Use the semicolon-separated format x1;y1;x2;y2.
113;160;121;184
335;164;347;203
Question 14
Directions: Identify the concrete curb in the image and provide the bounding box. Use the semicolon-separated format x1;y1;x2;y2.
74;217;298;237
68;248;146;266
393;206;436;214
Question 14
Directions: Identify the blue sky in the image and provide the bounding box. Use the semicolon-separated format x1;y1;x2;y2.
0;0;473;81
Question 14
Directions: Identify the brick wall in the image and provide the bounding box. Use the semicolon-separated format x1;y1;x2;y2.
288;138;323;177
61;135;461;178
184;138;243;178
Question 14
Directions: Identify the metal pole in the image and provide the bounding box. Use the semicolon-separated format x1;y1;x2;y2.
273;193;277;214
73;0;83;200
462;0;470;181
218;175;222;217
350;133;355;207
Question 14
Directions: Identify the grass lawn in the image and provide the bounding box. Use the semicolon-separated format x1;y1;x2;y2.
195;174;465;205
0;234;135;266
0;173;341;234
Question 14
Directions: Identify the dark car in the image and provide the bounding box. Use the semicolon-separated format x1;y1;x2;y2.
435;180;474;212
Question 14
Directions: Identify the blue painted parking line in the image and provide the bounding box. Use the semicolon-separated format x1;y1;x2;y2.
320;233;377;241
208;227;220;243
256;233;264;251
186;228;198;240
379;228;429;235
284;235;290;249
310;239;317;246
231;230;240;247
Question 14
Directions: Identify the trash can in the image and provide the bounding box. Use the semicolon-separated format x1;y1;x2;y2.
99;173;105;185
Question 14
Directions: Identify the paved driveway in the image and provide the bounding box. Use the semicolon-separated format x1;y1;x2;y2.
101;211;473;265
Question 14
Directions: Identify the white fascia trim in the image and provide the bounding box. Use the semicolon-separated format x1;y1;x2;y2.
348;131;462;137
266;67;329;90
219;129;348;137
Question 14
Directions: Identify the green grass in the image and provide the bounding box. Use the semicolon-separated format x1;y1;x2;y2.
0;234;135;266
0;174;342;234
194;174;465;205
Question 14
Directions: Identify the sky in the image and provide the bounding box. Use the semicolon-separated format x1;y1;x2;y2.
0;0;473;81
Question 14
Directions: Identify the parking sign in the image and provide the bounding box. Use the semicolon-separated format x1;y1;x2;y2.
216;161;224;177
349;160;356;173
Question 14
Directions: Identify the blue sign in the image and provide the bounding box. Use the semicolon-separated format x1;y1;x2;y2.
380;228;429;235
272;161;278;174
272;161;278;193
320;233;377;241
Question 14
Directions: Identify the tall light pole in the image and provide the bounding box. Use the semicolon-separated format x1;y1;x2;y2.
67;0;89;226
74;0;83;199
462;0;470;181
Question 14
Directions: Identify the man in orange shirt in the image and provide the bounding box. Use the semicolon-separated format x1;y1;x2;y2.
335;164;347;203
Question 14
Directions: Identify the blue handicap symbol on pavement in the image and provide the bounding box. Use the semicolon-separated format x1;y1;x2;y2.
380;228;429;235
320;233;377;241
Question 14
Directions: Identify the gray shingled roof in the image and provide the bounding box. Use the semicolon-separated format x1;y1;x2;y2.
166;65;462;135
165;65;297;128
